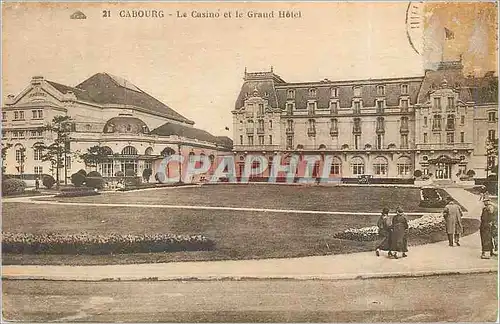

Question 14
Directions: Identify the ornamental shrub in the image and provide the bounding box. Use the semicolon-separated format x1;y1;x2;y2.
466;169;476;177
71;172;86;187
77;169;87;177
42;175;56;189
2;178;26;196
86;171;104;189
143;168;152;182
413;170;422;178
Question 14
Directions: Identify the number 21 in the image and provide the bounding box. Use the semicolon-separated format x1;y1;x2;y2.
102;10;111;18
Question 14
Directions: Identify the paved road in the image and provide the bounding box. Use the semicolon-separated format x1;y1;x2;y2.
3;274;498;322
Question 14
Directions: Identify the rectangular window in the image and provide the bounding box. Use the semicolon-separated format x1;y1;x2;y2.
488;130;496;141
423;133;428;144
100;162;114;177
269;135;273;145
19;111;24;120
19;131;25;139
376;134;383;149
401;99;408;112
258;135;264;145
331;88;338;97
66;156;72;170
2;112;6;121
30;130;37;138
374;164;387;175
354;102;361;114
376;100;384;113
287;103;294;113
424;116;428;126
433;97;441;110
38;110;43;119
330;164;340;175
446;132;454;144
330;101;338;114
354;135;360;149
286;135;293;149
461;115;465;125
397;164;411;176
308;102;315;114
353;86;362;97
248;135;254;145
32;110;37;119
437;133;442;143
239;135;243;145
287;89;295;99
377;86;385;96
488;111;496;122
15;149;24;163
447;97;455;110
34;147;42;160
14;111;19;120
34;166;43;175
400;134;408;148
460;132;465;143
258;104;264;115
401;84;408;94
269;120;273;129
352;163;364;175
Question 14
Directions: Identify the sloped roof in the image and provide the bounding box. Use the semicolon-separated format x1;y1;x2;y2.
215;136;233;149
417;68;472;103
46;73;193;125
151;122;231;148
234;79;280;110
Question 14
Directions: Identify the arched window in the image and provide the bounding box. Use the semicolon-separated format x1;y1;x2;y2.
14;144;25;164
432;114;442;130
161;147;175;156
351;156;365;175
188;152;195;163
309;88;317;97
33;142;44;161
287;89;295;99
318;144;326;150
376;117;385;131
376;85;385;96
121;146;137;155
145;147;154;155
397;156;412;176
209;154;215;164
102;146;113;155
296;144;304;150
330;156;342;175
373;156;388;176
446;114;455;130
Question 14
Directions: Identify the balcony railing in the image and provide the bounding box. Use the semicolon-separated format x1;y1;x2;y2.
416;143;472;150
352;127;361;134
246;128;254;134
330;129;338;136
432;125;442;131
445;124;455;131
376;127;385;134
285;127;294;134
233;144;281;151
256;127;265;134
307;128;316;136
245;112;254;118
308;110;315;116
400;125;409;133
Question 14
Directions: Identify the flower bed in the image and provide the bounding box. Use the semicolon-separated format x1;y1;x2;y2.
1;232;214;255
419;187;447;208
333;214;445;241
56;187;101;198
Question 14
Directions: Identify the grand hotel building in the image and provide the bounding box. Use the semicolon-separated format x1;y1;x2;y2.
232;60;498;182
2;73;232;184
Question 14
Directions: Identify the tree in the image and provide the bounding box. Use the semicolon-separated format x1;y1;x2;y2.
1;143;13;174
38;115;73;189
486;138;498;177
79;145;111;171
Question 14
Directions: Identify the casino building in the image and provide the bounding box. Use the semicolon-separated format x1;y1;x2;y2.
2;73;232;184
232;60;498;183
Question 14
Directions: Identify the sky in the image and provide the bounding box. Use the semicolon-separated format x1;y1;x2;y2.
2;2;497;137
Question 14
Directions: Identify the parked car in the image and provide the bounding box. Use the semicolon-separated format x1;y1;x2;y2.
357;174;373;184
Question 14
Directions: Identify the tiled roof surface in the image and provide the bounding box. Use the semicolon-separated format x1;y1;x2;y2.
234;79;279;110
73;73;194;124
215;136;233;149
151;122;231;148
417;69;472;103
47;81;94;102
275;80;422;109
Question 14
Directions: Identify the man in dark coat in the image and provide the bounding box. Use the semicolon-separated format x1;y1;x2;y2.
375;207;392;257
390;207;409;259
480;198;497;259
442;198;463;246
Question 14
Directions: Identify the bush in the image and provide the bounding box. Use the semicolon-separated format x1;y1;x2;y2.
2;232;214;255
466;169;476;177
77;169;87;177
87;171;102;178
143;168;152;182
56;190;100;198
413;170;422;178
86;176;104;189
71;172;86;187
2;178;26;196
42;175;56;189
125;169;136;177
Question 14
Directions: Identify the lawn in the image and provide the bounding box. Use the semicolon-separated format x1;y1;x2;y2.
2;199;480;266
37;184;430;213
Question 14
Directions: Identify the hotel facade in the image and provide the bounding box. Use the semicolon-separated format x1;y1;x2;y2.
232;60;498;182
2;73;232;184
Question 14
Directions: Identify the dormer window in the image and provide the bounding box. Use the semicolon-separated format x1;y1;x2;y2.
401;84;409;95
353;86;362;97
309;88;317;97
433;97;442;110
331;87;339;97
376;85;385;96
287;89;295;99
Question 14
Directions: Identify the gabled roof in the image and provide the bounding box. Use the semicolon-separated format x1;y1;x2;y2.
46;73;193;125
151;122;232;148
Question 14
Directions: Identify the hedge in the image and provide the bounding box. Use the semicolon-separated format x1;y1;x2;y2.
42;175;56;189
2;232;215;255
71;172;86;187
2;178;26;196
56;189;100;198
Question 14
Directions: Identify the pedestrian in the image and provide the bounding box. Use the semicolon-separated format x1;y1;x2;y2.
35;177;40;191
375;207;392;257
390;207;409;259
480;198;497;259
479;186;490;202
442;198;463;247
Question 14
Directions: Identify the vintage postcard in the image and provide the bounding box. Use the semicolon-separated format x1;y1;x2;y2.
1;1;498;322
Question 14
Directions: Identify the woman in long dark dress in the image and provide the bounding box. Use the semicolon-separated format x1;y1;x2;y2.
375;207;392;257
390;207;409;259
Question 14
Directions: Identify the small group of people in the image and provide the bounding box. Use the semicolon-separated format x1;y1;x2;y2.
374;192;498;260
375;207;409;259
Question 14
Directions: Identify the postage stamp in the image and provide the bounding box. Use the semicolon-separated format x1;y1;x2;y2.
1;1;498;322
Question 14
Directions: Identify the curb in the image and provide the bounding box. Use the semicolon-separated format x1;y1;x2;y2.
3;268;497;282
